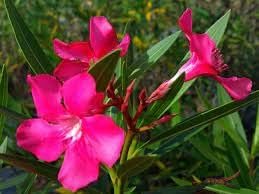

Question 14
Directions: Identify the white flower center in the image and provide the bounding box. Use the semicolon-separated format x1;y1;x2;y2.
64;118;82;142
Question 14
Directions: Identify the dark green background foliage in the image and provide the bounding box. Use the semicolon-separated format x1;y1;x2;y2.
0;0;258;193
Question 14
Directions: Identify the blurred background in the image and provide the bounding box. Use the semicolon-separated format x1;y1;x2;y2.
0;0;258;193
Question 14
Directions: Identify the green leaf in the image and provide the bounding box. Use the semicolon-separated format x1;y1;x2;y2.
128;31;181;81
143;185;206;194
0;65;8;141
251;104;259;158
0;153;58;179
217;84;247;143
170;10;231;106
0;173;27;190
4;0;52;73
0;106;27;122
138;73;185;127
205;184;258;194
19;174;37;194
190;133;228;167
140;90;259;149
0;137;8;167
89;50;120;91
117;156;157;179
225;134;254;189
151;126;206;155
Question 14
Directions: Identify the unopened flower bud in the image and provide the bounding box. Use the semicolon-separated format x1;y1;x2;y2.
146;81;170;104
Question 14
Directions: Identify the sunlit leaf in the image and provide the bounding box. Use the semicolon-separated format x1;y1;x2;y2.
4;0;52;73
140;91;258;149
128;31;181;81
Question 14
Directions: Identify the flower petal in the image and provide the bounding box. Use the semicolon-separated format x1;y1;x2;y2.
214;76;252;100
54;60;89;81
189;33;216;65
117;34;130;56
16;119;65;162
82;115;125;167
90;16;118;58
175;53;217;81
27;74;66;121
58;138;99;192
178;8;192;35
62;73;103;116
53;39;94;63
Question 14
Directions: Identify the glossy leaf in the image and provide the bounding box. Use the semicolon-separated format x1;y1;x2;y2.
0;153;58;179
170;10;231;106
205;184;258;194
0;65;8;141
140;91;259;149
117;156;157;179
4;0;52;73
251;105;259;157
128;31;180;80
225;135;253;189
89;50;120;91
138;73;185;127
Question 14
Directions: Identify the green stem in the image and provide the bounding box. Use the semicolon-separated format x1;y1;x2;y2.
111;130;135;194
120;130;135;164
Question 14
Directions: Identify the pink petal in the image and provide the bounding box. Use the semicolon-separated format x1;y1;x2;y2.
214;76;252;100
16;119;65;162
62;73;103;116
58;138;99;192
176;53;217;81
90;16;118;59
178;8;193;35
82;115;125;167
117;33;130;56
27;74;66;121
189;33;216;65
53;39;94;63
54;60;89;81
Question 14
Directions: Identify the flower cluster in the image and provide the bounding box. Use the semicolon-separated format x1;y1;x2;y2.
16;17;129;192
16;9;252;192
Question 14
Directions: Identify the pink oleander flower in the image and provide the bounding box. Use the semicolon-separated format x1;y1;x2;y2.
53;16;130;81
167;8;252;100
16;73;125;192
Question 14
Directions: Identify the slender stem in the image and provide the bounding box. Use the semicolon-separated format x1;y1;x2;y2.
120;129;135;164
114;178;123;194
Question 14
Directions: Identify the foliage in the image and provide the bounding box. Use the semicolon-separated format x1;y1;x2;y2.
0;0;258;193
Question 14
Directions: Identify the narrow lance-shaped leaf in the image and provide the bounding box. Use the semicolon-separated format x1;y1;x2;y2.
217;84;247;142
89;50;120;91
0;153;58;179
128;31;181;81
205;184;258;194
140;91;259;149
0;106;27;122
170;10;231;106
224;134;253;189
0;64;8;141
4;0;52;73
251;104;259;158
138;73;185;127
117;156;157;179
